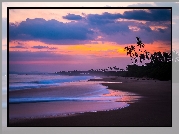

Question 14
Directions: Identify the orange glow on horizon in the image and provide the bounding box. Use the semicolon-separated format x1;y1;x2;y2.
9;40;128;57
9;40;171;60
143;41;171;53
65;42;127;57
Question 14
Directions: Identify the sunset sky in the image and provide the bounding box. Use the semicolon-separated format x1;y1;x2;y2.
8;7;171;73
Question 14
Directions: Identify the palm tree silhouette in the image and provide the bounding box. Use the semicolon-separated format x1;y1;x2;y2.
136;37;140;42
136;37;145;48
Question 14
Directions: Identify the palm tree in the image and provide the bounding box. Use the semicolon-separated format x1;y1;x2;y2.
109;67;112;70
120;69;124;71
136;37;145;48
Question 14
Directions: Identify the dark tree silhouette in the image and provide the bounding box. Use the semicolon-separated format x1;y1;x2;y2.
124;37;172;81
136;37;145;49
124;37;149;64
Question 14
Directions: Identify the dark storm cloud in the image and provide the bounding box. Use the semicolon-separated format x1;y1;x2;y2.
86;13;130;35
122;9;171;21
63;13;83;20
9;18;94;44
86;12;123;26
86;10;170;35
86;9;171;24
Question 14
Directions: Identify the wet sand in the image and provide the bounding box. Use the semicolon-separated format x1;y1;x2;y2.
9;77;172;126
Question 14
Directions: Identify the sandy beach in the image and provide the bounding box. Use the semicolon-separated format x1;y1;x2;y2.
9;76;172;127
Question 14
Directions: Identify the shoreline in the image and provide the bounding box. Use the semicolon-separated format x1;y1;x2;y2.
9;76;172;126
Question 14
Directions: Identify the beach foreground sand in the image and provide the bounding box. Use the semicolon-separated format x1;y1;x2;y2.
9;77;171;127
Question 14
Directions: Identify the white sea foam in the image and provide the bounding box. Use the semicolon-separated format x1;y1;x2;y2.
9;74;94;90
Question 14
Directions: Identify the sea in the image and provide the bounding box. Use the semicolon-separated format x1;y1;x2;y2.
7;73;138;120
9;73;98;91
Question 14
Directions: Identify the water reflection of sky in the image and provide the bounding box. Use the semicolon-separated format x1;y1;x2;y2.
8;80;140;121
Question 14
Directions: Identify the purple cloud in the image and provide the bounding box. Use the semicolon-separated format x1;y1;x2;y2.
49;47;58;50
87;9;171;24
122;9;171;21
87;12;122;25
31;45;49;49
63;13;83;20
31;45;58;50
97;22;130;35
101;23;171;45
10;45;27;49
9;18;94;44
9;9;171;45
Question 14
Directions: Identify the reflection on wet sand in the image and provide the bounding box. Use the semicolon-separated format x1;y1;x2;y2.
9;80;141;123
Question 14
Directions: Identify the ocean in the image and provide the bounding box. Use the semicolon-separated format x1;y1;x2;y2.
8;74;135;120
9;74;97;91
